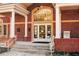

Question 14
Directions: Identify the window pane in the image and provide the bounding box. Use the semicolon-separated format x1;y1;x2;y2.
47;25;51;39
34;25;38;38
17;28;20;32
4;25;6;35
0;26;2;35
39;25;45;39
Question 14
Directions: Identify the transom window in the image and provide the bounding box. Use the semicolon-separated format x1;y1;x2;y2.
33;6;53;22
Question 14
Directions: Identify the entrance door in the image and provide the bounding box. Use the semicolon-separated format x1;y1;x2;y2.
33;24;52;42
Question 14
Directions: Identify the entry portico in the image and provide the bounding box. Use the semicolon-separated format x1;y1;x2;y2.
0;4;29;38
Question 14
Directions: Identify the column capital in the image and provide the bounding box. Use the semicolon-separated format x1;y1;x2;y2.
55;4;60;8
11;8;15;12
24;15;27;19
55;5;61;15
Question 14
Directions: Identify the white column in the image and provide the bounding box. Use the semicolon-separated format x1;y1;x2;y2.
10;11;15;38
24;15;27;37
55;6;61;38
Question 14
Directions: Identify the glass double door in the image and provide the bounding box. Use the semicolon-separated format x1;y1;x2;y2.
33;24;52;42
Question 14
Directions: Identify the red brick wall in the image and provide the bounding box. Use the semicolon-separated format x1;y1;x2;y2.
15;14;25;22
55;38;79;52
61;22;79;38
53;22;79;38
27;3;54;12
2;14;25;23
15;24;25;41
60;10;79;38
61;9;79;20
27;13;32;22
2;17;10;23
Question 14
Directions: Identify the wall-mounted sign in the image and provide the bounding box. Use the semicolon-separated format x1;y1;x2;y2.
63;31;70;38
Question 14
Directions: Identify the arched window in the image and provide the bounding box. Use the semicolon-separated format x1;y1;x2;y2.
32;6;53;22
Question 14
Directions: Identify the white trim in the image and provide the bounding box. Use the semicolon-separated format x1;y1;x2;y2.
3;22;25;25
38;25;39;39
62;20;79;22
27;22;32;23
0;4;15;13
14;9;26;16
15;4;29;14
14;4;29;16
45;25;47;40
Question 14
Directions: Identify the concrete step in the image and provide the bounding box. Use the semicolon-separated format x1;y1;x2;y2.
12;47;49;51
13;45;49;50
11;41;54;55
14;42;49;48
13;41;50;50
11;48;48;54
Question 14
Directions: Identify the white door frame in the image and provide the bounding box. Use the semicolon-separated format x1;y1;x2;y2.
32;23;52;42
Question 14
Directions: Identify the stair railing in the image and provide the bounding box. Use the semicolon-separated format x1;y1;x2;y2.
49;36;55;56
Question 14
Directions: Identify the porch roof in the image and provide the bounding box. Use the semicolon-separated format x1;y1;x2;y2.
0;4;30;16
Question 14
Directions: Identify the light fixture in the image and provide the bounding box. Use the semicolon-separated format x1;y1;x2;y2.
44;17;47;21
